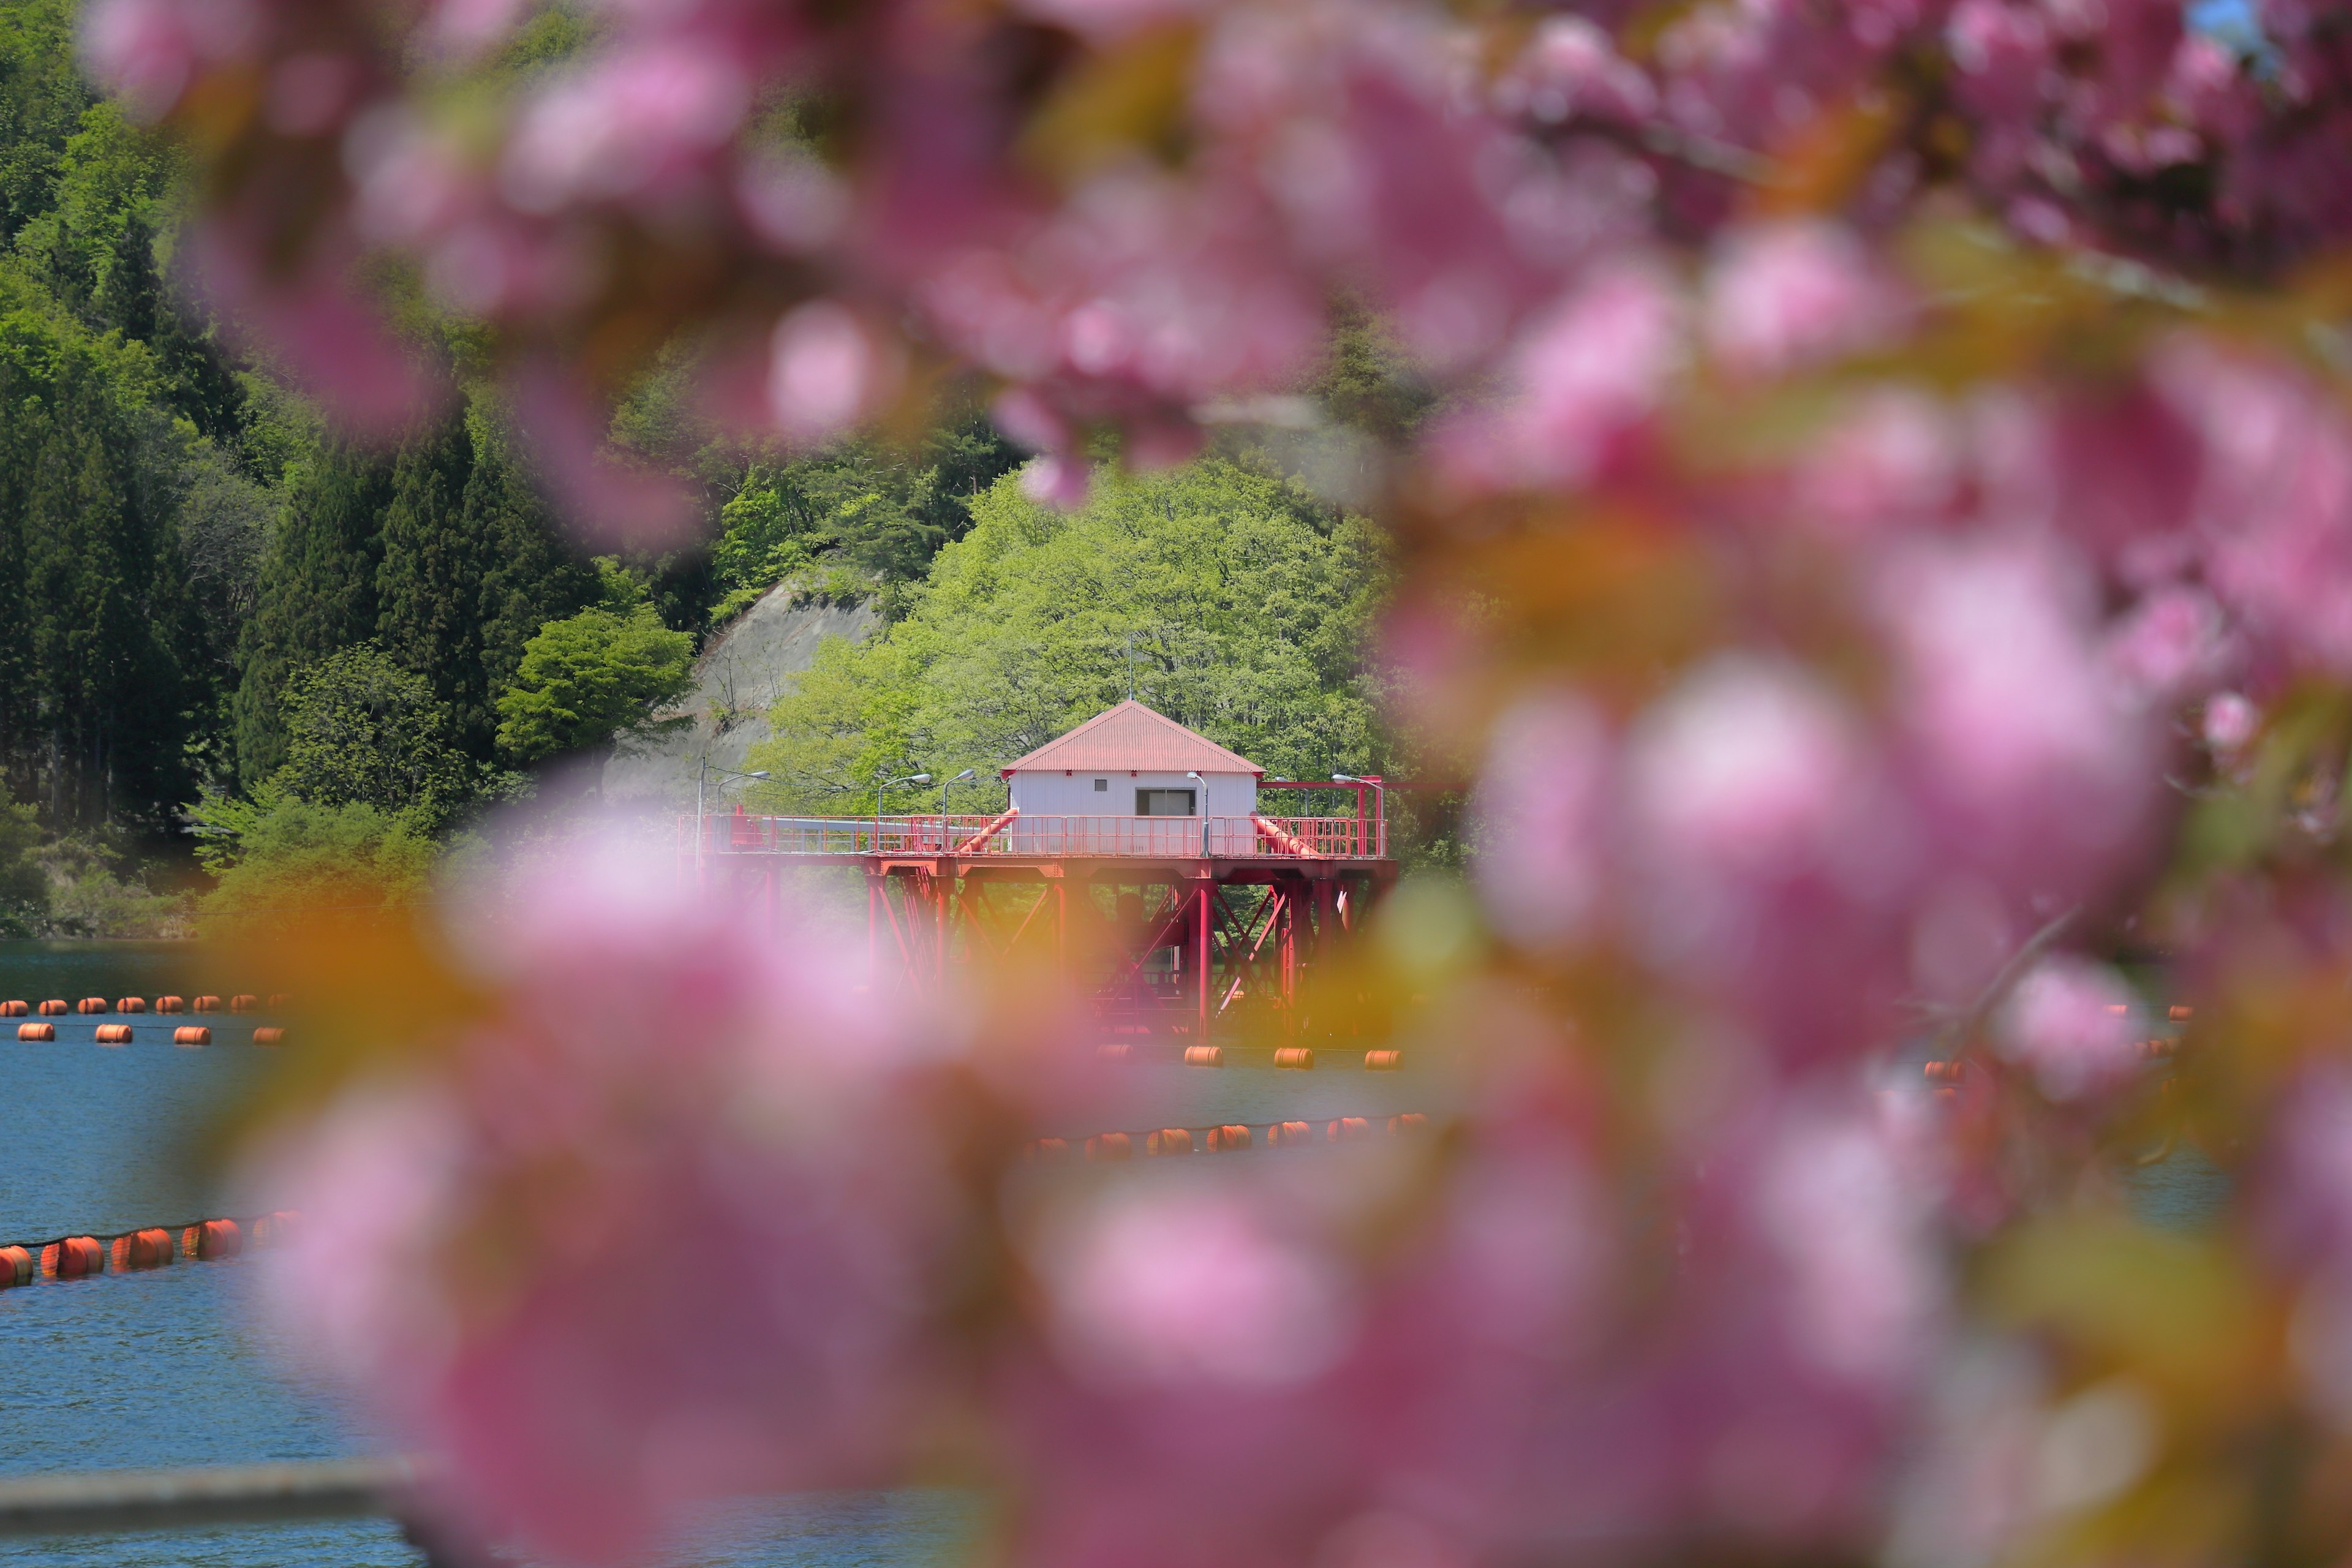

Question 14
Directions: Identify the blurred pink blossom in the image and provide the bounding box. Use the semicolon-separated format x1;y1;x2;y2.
2103;585;2237;709
1882;537;2158;902
1705;221;1910;380
257;831;960;1566
1431;261;1681;493
1492;16;1657;129
766;301;902;447
2203;690;2261;755
1994;955;2144;1101
1621;656;1915;1062
1471;691;1614;947
1794;389;1959;537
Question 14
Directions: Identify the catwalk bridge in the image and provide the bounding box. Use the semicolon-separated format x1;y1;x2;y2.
684;698;1396;1042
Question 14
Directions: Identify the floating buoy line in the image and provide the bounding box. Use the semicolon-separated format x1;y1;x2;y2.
6;996;291;1047
1026;1113;1429;1162
0;1212;301;1287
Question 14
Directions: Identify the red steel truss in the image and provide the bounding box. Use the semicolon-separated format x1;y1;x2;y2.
683;809;1396;1041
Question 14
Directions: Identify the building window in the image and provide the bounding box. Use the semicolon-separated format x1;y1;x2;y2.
1136;788;1196;817
1093;778;1107;792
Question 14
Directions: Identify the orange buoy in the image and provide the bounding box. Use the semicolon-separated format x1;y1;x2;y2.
1363;1049;1403;1071
266;993;293;1010
0;1246;30;1287
251;1211;300;1248
1085;1132;1133;1162
1207;1123;1253;1152
1025;1137;1072;1162
75;997;107;1015
94;1024;134;1046
1268;1120;1313;1147
0;1000;24;1017
173;1026;211;1047
55;1236;103;1278
195;1219;243;1260
37;1000;67;1016
192;995;221;1013
178;1226;202;1259
123;1227;175;1268
1095;1042;1133;1063
2169;1004;2193;1021
1273;1047;1316;1070
1326;1117;1371;1142
154;996;184;1014
1922;1060;1962;1084
230;994;260;1014
17;1023;55;1042
1147;1128;1195;1156
38;1243;57;1278
115;997;146;1013
1182;1044;1224;1068
252;1027;288;1046
1389;1113;1428;1135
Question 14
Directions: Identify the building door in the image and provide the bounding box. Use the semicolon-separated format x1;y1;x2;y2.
1136;788;1196;816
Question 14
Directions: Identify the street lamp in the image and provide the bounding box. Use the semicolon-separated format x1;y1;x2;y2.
1332;773;1384;856
694;752;771;873
1186;770;1205;856
875;770;931;847
941;768;977;848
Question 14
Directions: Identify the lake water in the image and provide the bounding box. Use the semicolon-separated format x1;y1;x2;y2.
0;940;1439;1567
0;941;2236;1567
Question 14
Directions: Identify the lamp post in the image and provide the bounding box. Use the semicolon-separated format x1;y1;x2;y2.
874;771;931;849
1332;773;1384;857
941;768;976;850
695;755;771;878
1186;770;1205;856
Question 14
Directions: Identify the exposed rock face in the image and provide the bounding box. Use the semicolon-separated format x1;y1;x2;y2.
601;586;877;807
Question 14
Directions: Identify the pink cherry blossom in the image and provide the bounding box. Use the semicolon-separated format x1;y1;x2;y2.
1430;261;1682;494
1705;221;1910;380
1471;691;1614;947
766;301;902;447
1994;955;2145;1101
258;828;962;1566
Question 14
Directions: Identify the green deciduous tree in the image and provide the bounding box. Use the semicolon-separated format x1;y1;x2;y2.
0;779;43;932
748;458;1392;813
273;643;475;824
194;790;439;935
495;597;695;765
706;412;1023;625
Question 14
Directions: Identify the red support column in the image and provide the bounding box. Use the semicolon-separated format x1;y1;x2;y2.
938;869;952;982
1196;882;1212;1039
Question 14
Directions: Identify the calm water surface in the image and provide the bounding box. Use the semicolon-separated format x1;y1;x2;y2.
0;941;1433;1567
10;941;2226;1566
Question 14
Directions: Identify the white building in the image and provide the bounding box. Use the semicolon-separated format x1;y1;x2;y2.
1000;702;1263;851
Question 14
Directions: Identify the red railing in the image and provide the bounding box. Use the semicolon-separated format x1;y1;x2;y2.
684;812;1387;861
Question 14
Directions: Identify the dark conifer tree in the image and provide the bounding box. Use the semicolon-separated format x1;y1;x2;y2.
233;444;395;784
456;409;594;757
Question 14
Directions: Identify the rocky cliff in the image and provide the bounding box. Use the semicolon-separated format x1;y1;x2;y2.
600;586;877;808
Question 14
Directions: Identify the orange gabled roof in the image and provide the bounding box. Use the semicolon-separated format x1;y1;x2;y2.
1001;701;1265;777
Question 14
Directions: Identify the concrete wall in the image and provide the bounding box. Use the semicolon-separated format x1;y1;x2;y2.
1009;769;1258;817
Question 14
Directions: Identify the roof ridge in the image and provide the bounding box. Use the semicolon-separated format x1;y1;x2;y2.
1002;701;1264;775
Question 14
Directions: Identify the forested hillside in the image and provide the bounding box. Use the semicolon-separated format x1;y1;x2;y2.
749;462;1393;815
0;0;1422;930
0;0;1031;932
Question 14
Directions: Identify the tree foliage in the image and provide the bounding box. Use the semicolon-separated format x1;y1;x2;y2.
495;568;695;764
748;459;1390;813
273;643;476;825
